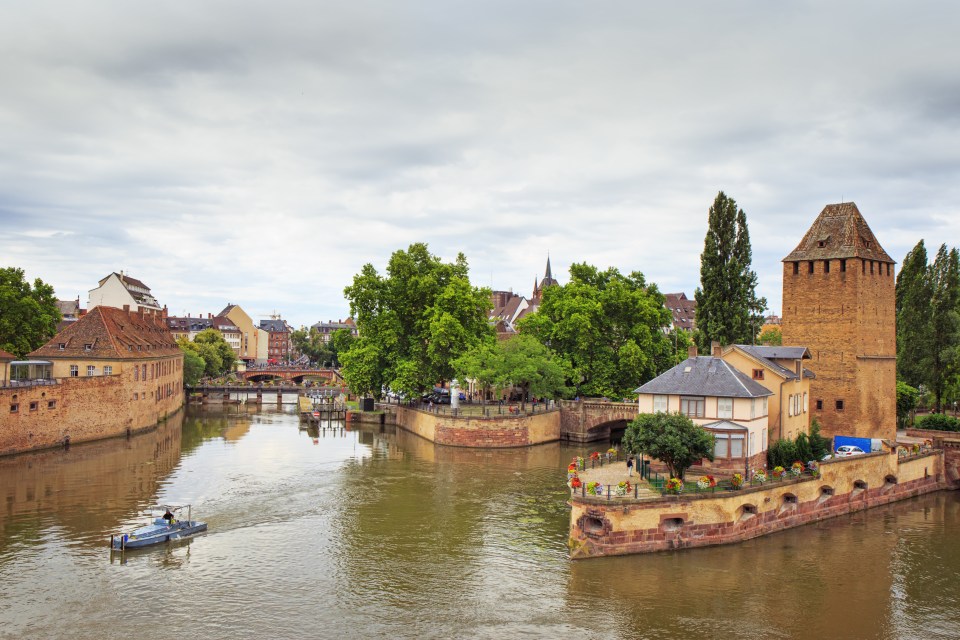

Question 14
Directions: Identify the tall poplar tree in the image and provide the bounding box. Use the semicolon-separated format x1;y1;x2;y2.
929;245;960;412
895;240;933;388
694;192;766;351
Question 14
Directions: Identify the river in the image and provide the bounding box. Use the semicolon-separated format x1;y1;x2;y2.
1;404;959;639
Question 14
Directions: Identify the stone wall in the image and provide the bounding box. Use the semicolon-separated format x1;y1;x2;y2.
0;373;184;456
781;258;896;442
393;406;561;447
569;448;945;558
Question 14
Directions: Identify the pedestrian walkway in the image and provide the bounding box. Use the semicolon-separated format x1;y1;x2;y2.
578;462;661;499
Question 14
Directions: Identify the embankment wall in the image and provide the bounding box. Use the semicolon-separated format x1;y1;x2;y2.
569;449;948;559
393;406;560;447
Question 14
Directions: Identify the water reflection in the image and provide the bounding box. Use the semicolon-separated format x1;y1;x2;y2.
2;406;960;640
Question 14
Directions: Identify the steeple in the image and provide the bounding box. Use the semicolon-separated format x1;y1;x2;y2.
545;254;553;281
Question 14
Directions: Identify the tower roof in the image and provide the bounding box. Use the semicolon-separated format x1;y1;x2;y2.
783;202;894;264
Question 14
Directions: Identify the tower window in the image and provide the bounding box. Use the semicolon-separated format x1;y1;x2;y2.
793;262;799;275
816;399;823;410
808;261;814;274
835;399;845;411
840;259;846;272
870;261;874;274
824;260;830;274
887;264;891;276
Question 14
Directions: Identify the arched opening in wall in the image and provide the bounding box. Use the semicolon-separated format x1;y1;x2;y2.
818;486;835;504
662;517;684;532
582;516;604;536
606;419;630;442
737;504;757;523
882;475;898;493
779;493;799;516
852;480;868;498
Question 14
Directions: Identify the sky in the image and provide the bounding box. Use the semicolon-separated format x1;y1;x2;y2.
3;1;960;329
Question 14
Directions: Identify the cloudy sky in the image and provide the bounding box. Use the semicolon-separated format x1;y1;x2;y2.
3;1;959;328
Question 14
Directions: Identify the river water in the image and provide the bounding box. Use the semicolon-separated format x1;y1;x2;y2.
2;404;960;639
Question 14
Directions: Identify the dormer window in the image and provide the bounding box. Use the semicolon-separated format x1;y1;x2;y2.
84;344;93;351
58;343;66;350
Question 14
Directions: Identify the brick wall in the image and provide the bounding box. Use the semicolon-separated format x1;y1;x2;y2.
1;369;184;456
394;407;561;448
782;258;896;441
570;449;944;558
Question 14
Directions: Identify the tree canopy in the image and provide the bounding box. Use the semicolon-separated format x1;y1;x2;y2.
453;334;571;404
621;412;715;480
178;329;237;378
519;263;679;399
0;267;61;358
694;191;766;351
341;243;492;398
896;240;933;387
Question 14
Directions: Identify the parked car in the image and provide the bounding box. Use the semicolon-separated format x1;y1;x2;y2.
835;445;866;457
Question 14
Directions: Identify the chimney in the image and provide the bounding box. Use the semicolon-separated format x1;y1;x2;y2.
123;304;130;313
688;344;698;359
711;341;721;357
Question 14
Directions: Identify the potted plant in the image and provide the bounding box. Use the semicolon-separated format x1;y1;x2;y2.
569;475;582;490
730;473;744;489
791;461;804;477
696;475;716;490
616;480;632;496
665;478;683;494
807;460;820;478
753;469;768;484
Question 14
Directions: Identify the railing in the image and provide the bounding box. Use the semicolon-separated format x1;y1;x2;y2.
1;379;58;389
399;400;559;418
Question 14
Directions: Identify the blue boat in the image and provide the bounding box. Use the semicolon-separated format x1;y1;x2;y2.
110;505;207;550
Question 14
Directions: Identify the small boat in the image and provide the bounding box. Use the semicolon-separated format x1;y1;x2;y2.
110;505;207;551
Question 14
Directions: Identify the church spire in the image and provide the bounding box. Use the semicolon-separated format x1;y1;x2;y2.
545;254;552;281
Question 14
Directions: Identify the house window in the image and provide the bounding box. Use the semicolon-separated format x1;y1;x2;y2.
10;404;17;413
84;343;93;351
680;396;705;418
762;428;767;451
714;433;746;458
70;365;78;377
134;392;139;400
135;366;139;381
752;369;764;380
749;432;755;456
803;392;808;413
653;395;668;413
816;399;823;410
104;366;113;376
762;397;768;416
87;365;96;376
836;399;845;411
58;343;66;350
730;435;744;458
788;394;794;417
48;400;56;409
29;401;38;411
750;398;757;419
718;397;733;419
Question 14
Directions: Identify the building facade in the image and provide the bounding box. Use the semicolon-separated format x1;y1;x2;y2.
781;203;896;441
87;272;162;313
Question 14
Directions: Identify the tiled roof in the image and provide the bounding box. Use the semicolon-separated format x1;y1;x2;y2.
664;292;697;330
783;202;894;263
733;344;815;381
634;356;773;398
0;348;15;361
30;306;180;360
260;319;289;333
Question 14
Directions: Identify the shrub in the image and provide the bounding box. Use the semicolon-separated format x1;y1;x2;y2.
915;413;960;432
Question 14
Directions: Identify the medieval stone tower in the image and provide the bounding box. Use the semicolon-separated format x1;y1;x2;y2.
781;202;896;441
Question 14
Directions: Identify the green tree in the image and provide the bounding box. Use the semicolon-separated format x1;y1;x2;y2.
329;328;355;366
182;329;238;377
896;380;920;429
519;264;677;399
182;349;205;386
621;412;715;480
896;240;933;388
694;191;766;351
454;334;571;406
929;245;960;413
0;267;61;358
342;244;492;398
290;327;336;366
757;326;782;346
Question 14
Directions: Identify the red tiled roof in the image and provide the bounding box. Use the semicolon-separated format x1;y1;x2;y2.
0;348;16;361
29;306;180;360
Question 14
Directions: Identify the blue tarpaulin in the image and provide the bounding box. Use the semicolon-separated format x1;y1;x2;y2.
833;435;873;453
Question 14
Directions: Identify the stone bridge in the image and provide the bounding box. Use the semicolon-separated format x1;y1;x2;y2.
239;368;342;384
559;399;638;443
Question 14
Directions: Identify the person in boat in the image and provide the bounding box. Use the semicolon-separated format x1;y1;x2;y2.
162;509;175;525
